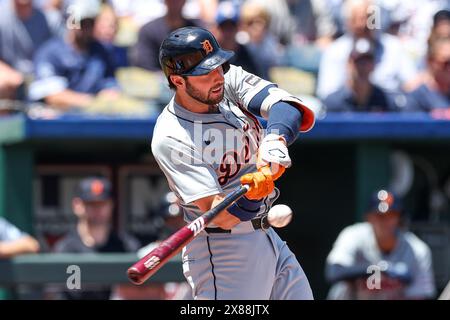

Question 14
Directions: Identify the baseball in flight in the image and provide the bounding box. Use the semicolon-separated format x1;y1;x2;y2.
268;204;293;228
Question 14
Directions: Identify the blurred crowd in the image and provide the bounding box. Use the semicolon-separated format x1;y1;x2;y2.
0;0;448;117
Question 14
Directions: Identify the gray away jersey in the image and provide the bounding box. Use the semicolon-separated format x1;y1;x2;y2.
151;65;316;300
151;65;297;224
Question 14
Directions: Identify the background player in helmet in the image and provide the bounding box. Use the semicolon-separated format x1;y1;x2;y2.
325;189;436;300
151;26;315;299
114;191;191;300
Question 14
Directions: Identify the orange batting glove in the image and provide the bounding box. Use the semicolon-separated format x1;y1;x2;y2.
240;166;275;200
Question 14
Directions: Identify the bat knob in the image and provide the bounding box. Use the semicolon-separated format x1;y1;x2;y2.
127;267;145;285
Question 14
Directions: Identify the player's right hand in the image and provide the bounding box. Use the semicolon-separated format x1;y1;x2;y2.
240;166;274;200
257;133;291;181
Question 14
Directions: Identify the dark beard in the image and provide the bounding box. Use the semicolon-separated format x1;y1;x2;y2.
185;80;224;106
208;105;220;113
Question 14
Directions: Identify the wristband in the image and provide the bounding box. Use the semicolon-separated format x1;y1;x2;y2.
228;196;262;221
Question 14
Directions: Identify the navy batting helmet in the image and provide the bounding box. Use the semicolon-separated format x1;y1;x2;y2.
367;189;404;214
159;27;234;80
158;191;182;219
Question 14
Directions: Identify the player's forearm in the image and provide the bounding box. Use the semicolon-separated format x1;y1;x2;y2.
325;263;369;284
212;210;241;229
0;236;40;258
194;194;241;230
267;101;302;145
210;194;241;229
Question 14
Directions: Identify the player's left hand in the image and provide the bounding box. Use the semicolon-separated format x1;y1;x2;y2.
257;133;291;181
383;262;413;285
240;166;274;200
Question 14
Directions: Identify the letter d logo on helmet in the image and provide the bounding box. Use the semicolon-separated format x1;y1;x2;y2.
201;40;213;55
159;27;235;80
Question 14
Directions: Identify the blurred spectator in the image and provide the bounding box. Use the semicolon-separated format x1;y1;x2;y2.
0;0;52;100
409;37;450;111
29;0;120;110
106;0;213;29
94;4;129;68
324;38;413;112
37;0;65;37
379;1;450;66
410;8;450;80
211;1;259;76
130;0;204;71
287;0;337;47
238;1;281;80
317;0;418;99
53;177;140;299
325;189;436;300
428;9;450;46
0;62;23;100
0;217;40;258
107;0;166;27
323;0;346;38
373;0;412;36
252;0;295;46
194;0;218;26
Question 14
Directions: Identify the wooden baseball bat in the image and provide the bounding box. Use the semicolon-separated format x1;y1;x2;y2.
127;184;249;285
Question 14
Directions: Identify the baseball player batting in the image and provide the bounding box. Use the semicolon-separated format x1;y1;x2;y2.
145;26;315;300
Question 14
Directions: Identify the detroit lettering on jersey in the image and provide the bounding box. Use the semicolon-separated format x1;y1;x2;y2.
169;100;265;186
151;65;284;223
